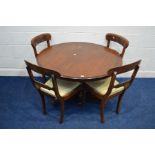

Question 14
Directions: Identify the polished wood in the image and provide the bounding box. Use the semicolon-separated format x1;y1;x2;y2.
31;33;52;81
86;60;141;123
25;60;81;123
106;33;129;58
37;42;123;80
31;33;52;58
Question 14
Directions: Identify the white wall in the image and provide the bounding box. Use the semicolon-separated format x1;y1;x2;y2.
0;26;154;77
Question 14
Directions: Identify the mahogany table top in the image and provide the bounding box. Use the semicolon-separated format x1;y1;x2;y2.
37;42;122;80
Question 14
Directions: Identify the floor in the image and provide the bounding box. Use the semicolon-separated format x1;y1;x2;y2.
0;77;155;129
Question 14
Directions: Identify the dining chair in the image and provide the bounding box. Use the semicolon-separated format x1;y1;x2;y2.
31;33;52;58
25;60;81;123
86;60;141;123
106;33;129;58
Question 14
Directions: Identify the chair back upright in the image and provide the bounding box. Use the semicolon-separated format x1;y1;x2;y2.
106;33;129;57
31;33;52;57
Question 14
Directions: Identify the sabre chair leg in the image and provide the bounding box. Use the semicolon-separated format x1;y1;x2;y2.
100;99;106;123
116;92;125;114
59;100;64;124
39;92;46;114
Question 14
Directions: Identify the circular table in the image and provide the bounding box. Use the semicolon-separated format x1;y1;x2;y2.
37;42;122;80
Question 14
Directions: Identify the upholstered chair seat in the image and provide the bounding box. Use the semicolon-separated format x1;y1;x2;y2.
40;79;80;97
86;77;124;96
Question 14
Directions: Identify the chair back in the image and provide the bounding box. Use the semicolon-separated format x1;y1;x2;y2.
106;33;129;57
105;60;141;96
31;33;52;57
25;60;61;98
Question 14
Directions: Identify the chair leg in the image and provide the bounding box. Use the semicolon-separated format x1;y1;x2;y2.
39;92;46;114
59;100;64;123
116;92;125;114
100;99;106;123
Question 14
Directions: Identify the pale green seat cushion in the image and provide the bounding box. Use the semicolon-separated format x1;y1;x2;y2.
40;79;80;97
86;77;124;96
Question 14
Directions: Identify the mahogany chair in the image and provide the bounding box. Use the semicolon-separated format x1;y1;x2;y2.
86;60;141;123
106;33;129;58
31;33;52;58
25;60;81;123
